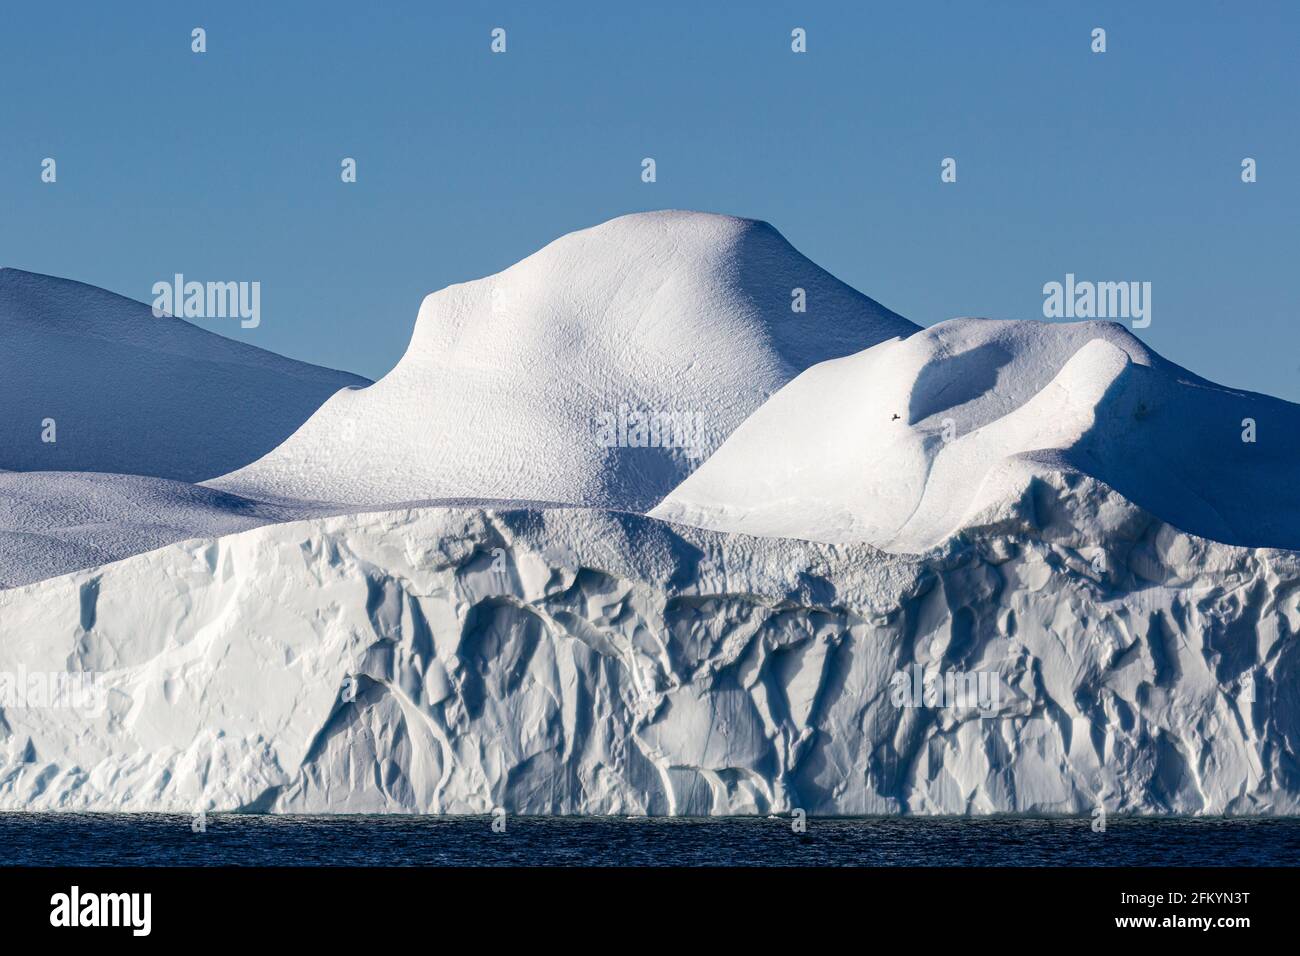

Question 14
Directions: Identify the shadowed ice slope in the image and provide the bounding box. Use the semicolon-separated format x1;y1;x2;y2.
0;472;342;589
210;211;917;510
0;469;558;589
0;268;370;481
653;318;1300;553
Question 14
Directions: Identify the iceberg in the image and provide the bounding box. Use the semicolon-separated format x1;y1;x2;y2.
1;212;1296;816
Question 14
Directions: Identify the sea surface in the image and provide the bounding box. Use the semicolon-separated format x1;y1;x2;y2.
1;814;1297;866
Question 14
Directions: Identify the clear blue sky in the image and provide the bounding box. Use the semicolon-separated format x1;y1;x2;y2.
2;1;1296;399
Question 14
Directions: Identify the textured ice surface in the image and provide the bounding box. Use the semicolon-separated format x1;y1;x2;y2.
0;472;339;589
210;212;915;510
0;268;369;480
0;471;562;589
2;495;1296;815
654;318;1300;553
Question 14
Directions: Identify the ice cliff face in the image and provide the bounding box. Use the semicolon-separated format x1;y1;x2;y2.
3;492;1296;814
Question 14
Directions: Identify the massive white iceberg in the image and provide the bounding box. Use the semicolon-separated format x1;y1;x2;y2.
0;212;1296;815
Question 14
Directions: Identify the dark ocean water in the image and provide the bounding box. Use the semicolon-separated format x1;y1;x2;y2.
1;814;1297;866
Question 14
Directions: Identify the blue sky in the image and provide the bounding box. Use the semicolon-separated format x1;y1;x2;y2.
2;1;1297;398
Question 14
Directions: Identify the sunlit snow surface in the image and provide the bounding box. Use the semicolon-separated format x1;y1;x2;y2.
209;211;915;510
653;318;1300;553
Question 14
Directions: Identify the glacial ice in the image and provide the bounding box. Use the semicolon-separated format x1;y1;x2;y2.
2;212;1297;817
2;492;1296;815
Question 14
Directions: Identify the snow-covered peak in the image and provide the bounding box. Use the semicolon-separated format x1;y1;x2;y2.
652;317;1300;553
211;211;917;509
0;268;370;481
405;210;911;373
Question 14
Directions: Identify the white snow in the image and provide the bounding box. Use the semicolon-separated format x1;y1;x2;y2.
653;318;1300;553
0;470;553;589
0;472;342;589
0;268;369;481
209;211;916;510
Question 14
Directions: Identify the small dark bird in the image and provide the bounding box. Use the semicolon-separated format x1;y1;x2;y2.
891;413;900;421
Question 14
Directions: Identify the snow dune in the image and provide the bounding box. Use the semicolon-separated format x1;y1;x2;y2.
0;268;369;481
652;318;1300;553
210;211;916;510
